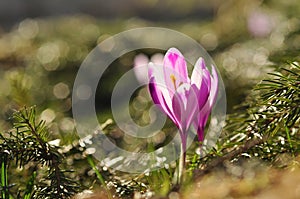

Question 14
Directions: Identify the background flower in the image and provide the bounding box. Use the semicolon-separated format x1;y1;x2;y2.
133;53;163;84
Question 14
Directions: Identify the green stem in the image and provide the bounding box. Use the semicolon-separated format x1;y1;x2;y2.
1;155;9;199
177;140;186;186
87;155;112;199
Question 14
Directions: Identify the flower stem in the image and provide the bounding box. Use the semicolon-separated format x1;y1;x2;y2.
177;139;186;185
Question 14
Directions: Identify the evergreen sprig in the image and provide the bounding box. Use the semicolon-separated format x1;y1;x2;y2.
193;61;300;177
0;107;80;198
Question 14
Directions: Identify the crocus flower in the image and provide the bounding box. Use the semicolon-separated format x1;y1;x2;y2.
148;48;218;182
148;47;218;145
193;57;219;142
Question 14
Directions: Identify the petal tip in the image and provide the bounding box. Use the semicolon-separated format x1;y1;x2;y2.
195;57;206;69
167;47;181;55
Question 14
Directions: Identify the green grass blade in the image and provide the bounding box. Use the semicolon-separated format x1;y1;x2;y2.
87;155;112;199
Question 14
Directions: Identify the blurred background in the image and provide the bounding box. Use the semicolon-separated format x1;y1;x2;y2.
0;0;299;141
0;0;215;29
0;0;300;197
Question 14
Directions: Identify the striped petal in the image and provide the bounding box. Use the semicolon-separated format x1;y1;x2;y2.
163;48;189;97
195;64;219;141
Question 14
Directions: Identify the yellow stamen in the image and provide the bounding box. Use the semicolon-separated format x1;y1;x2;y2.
170;74;177;89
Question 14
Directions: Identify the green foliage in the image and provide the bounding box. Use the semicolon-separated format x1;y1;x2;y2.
193;61;300;177
0;107;80;198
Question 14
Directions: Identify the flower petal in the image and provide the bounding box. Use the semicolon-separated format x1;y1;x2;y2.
210;64;219;106
191;57;204;89
149;76;177;125
172;92;184;131
163;48;189;96
148;62;172;109
194;64;219;142
197;80;209;111
185;84;200;131
191;57;211;91
172;84;199;133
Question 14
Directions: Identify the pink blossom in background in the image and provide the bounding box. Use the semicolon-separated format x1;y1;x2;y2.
150;53;164;65
133;53;163;84
247;10;273;38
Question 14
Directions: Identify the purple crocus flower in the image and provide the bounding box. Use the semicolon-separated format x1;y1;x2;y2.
148;48;218;150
